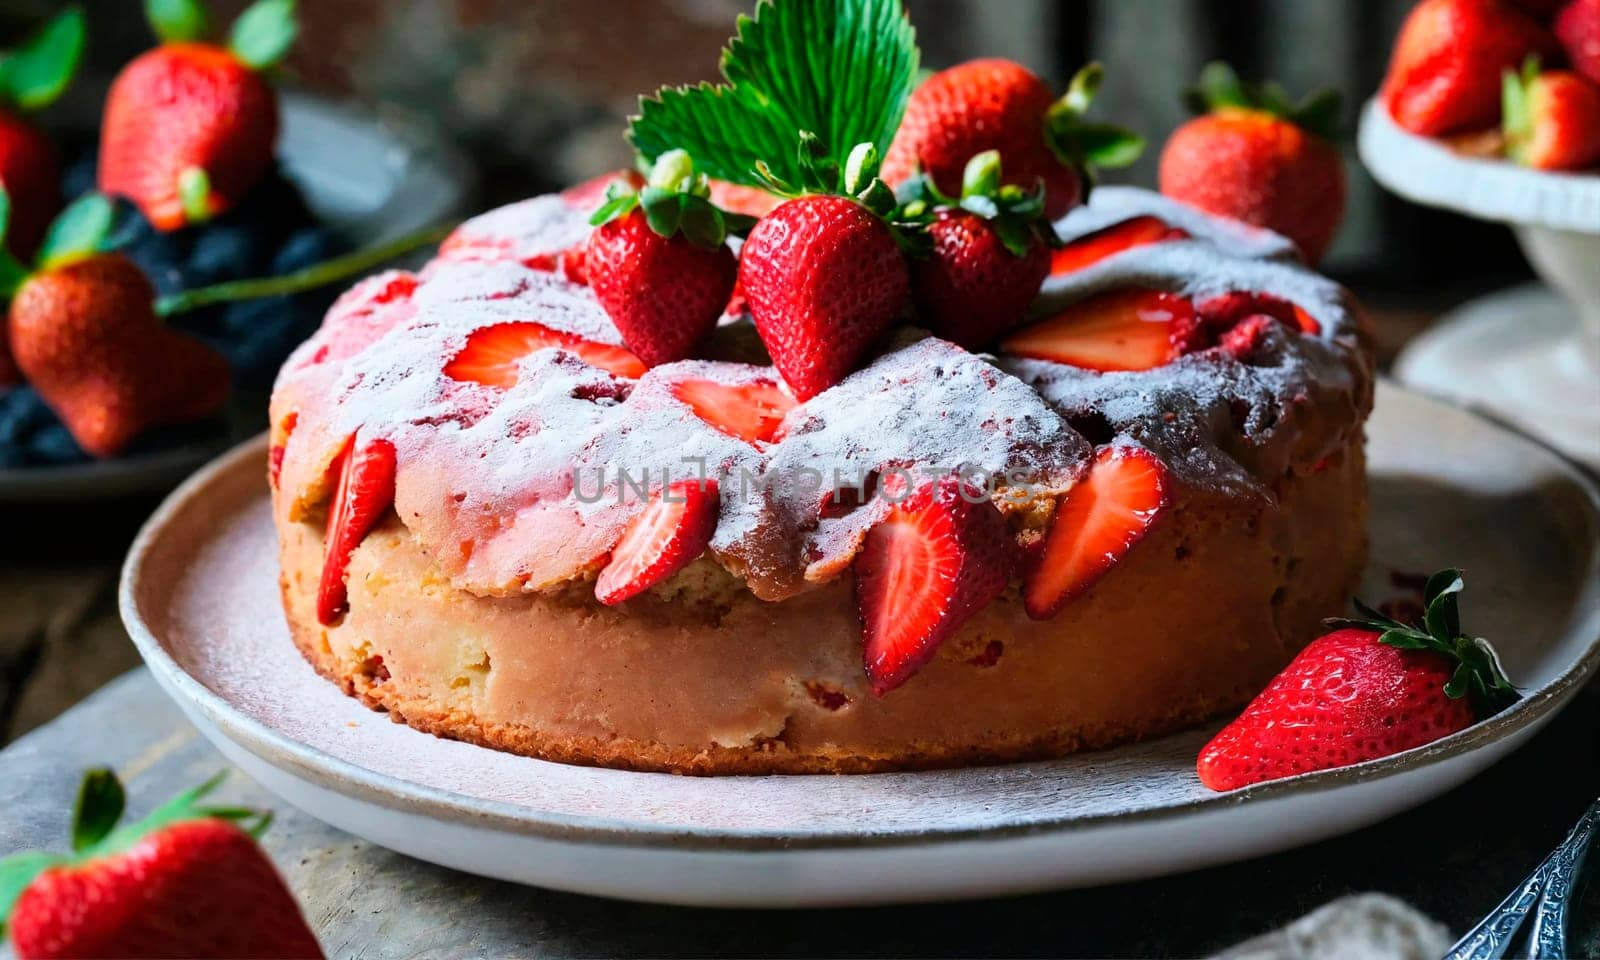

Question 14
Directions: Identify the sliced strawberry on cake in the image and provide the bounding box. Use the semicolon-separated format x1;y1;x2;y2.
445;321;646;385
1024;445;1168;619
317;434;397;624
1000;289;1207;372
855;476;1015;694
596;479;721;605
1051;216;1190;276
671;377;795;445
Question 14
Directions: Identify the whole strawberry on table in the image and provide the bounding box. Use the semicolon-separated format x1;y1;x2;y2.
1198;569;1519;791
1;768;322;960
0;0;353;470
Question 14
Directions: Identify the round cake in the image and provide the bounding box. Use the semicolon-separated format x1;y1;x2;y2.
268;183;1374;775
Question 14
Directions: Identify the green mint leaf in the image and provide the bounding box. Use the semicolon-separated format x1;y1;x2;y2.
36;193;115;271
0;6;86;112
71;768;126;853
146;0;210;44
629;0;919;191
229;0;298;71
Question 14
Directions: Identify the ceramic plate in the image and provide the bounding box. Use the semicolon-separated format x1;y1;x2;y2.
118;384;1600;907
0;92;473;504
1357;99;1600;233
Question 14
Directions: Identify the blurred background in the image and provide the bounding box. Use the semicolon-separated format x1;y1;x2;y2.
2;0;1534;288
0;0;1540;743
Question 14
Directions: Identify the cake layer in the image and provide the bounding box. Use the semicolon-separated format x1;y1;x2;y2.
278;437;1366;774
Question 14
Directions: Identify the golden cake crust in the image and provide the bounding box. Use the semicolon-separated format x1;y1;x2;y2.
278;440;1366;775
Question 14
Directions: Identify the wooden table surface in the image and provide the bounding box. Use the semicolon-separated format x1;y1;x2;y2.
5;293;1597;957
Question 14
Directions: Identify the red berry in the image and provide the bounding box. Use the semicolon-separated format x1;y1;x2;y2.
1196;628;1476;791
317;434;397;625
1382;0;1559;137
911;210;1050;350
1000;289;1207;373
883;58;1083;219
738;196;910;401
595;479;721;605
856;476;1015;694
1023;445;1168;619
1159;109;1345;265
585;210;736;368
8;254;230;458
99;44;279;230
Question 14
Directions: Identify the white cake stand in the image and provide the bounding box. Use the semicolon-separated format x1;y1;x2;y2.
1358;99;1600;470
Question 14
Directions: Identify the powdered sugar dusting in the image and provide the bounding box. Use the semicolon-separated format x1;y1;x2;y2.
434;194;592;269
273;188;1371;600
1053;186;1300;263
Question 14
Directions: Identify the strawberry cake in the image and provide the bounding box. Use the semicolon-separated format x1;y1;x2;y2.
267;177;1374;775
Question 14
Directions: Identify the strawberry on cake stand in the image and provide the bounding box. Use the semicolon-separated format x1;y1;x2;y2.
1358;0;1600;469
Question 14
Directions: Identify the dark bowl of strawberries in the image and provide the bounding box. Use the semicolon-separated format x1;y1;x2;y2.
0;1;470;501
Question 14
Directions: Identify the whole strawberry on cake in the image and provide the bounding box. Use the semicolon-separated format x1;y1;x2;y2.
269;0;1375;774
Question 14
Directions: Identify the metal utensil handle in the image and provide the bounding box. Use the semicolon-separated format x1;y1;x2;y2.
1442;854;1558;960
1528;800;1600;959
1442;798;1600;960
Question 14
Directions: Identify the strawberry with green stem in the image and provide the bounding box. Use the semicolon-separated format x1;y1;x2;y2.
1159;62;1346;265
1503;56;1600;171
2;188;448;458
897;148;1056;350
100;0;299;231
882;59;1145;219
1;768;322;959
628;0;920;400
585;150;750;368
739;139;912;400
1197;569;1518;791
0;7;84;261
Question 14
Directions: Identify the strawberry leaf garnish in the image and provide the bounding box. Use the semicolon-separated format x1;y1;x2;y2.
629;0;919;192
146;0;212;44
1326;568;1519;715
1046;63;1146;183
0;6;86;113
71;768;127;852
1183;60;1344;143
893;150;1057;258
1503;57;1542;166
588;149;755;247
229;0;299;72
35;193;116;273
0;189;27;298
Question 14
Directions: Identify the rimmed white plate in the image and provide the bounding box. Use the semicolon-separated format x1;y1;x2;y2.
0;92;473;503
118;384;1600;907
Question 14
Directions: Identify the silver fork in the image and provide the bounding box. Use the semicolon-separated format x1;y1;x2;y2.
1444;798;1600;960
